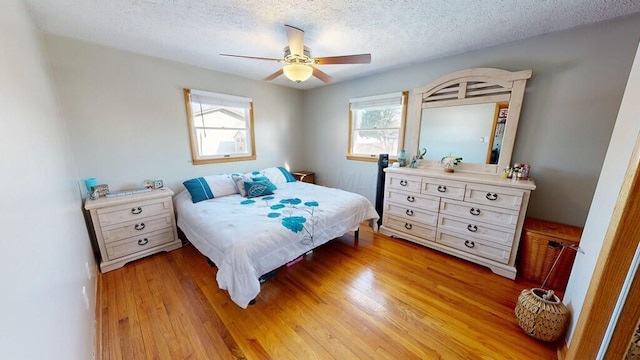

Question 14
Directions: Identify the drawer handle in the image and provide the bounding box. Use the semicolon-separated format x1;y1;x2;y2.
404;223;413;230
138;238;149;246
467;224;478;232
134;223;146;231
406;209;414;216
399;180;408;186
131;207;143;214
437;185;447;193
406;196;415;202
464;240;475;248
485;192;498;201
469;208;481;216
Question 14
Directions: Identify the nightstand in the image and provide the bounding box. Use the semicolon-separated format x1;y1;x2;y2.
84;188;181;272
292;171;315;184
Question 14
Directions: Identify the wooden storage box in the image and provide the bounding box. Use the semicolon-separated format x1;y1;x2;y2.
518;217;583;292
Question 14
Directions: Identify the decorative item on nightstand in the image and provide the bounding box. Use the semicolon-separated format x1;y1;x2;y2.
292;171;315;184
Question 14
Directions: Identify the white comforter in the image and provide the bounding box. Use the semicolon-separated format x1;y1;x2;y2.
175;181;379;308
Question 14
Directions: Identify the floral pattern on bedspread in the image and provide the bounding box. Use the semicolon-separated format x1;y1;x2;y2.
175;181;379;309
240;196;320;246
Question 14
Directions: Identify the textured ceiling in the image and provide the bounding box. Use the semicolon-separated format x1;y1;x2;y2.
24;0;640;90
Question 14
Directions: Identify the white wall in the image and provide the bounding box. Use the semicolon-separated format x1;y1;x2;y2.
44;35;304;194
563;40;640;346
303;14;640;228
0;1;96;359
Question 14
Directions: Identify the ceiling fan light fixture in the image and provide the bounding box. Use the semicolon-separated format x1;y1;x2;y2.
283;63;313;83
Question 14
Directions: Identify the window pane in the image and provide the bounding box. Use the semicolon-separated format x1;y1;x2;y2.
195;129;249;157
191;104;247;128
347;91;407;161
355;107;402;129
351;129;399;155
185;88;255;164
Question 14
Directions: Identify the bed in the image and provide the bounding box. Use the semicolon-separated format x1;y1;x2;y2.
175;168;379;308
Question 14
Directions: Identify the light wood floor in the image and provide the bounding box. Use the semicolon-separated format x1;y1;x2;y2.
98;225;558;359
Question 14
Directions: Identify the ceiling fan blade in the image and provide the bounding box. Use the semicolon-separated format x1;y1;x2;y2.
220;54;281;62
312;67;335;84
314;54;372;65
264;68;284;81
285;24;304;56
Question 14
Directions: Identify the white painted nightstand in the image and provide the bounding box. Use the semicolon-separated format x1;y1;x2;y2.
84;188;181;272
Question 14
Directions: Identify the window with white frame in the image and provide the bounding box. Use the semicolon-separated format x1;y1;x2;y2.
348;91;408;161
184;89;256;164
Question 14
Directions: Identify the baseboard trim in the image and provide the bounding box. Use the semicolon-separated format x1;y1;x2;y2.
95;266;102;360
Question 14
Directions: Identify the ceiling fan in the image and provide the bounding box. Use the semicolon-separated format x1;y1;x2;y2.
220;25;371;84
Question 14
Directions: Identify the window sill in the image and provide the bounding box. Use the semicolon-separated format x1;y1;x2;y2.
192;154;256;165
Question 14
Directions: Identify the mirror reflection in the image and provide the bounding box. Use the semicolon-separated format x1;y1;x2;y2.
418;102;508;165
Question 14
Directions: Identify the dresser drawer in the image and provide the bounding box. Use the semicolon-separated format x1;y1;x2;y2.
383;214;436;241
101;213;174;244
435;230;510;264
386;174;422;193
439;198;519;229
464;183;524;211
106;228;175;260
385;202;438;227
97;197;173;226
421;177;466;200
437;214;515;248
385;189;440;212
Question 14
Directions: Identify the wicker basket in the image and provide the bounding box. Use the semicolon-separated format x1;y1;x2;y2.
519;218;582;292
515;288;569;342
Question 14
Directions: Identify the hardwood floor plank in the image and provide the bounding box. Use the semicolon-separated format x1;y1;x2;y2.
100;226;557;359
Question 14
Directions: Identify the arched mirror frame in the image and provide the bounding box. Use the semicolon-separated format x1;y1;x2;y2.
410;68;532;174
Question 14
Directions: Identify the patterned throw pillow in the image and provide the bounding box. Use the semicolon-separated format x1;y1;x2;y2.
244;180;275;198
231;174;252;197
251;176;277;191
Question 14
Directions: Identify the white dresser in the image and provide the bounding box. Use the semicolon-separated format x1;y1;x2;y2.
84;188;181;272
379;167;536;279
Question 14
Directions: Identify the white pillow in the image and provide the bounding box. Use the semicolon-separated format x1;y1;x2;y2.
182;174;238;203
247;166;296;185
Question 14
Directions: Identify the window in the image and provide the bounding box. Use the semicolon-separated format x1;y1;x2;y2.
347;91;408;161
184;89;256;164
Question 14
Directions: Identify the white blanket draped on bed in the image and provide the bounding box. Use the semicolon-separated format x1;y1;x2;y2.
175;181;379;308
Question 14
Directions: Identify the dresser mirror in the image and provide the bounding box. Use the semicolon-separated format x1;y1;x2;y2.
411;68;532;174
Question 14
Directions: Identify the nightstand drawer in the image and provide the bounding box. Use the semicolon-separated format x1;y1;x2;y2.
101;213;174;244
106;228;175;260
97;197;173;226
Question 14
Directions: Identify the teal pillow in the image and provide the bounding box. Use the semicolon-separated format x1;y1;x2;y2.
252;176;277;191
277;166;297;183
182;177;214;203
244;180;275;198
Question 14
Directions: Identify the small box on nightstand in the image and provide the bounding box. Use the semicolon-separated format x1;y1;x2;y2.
292;171;315;184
